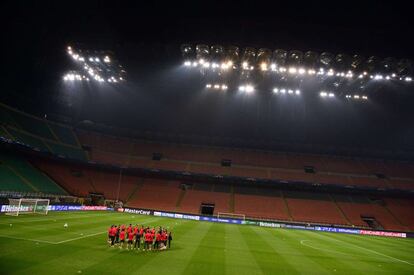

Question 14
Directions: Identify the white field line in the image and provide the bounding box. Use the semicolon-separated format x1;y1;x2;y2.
54;231;106;244
0;213;114;225
301;236;414;266
0;234;55;244
300;240;350;256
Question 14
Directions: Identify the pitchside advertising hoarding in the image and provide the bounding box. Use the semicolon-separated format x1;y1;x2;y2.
0;205;407;238
0;204;112;212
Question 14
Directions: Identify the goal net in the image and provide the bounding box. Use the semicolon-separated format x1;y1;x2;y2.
5;198;50;216
217;212;245;221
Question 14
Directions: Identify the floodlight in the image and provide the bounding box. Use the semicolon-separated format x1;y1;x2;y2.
288;67;297;74
397;59;413;76
104;56;111;63
221;84;228;90
319;52;335;68
354;95;360;99
273;88;279;93
328;93;334;97
245;85;254;93
335;54;351;70
184;61;191;66
181;44;195;59
287;50;303;66
257;48;272;69
196;44;210;61
350;55;364;70
406;77;412;82
241;47;256;68
214;84;220;89
272;49;287;66
288;89;293;94
206;84;212;88
280;89;286;94
298;68;306;74
364;56;380;73
380;57;397;73
303;51;319;67
211;45;225;62
362;95;368;100
95;57;100;62
270;64;277;70
295;89;300;95
225;46;240;65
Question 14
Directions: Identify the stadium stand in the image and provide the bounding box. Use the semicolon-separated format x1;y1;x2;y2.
1;102;413;232
0;103;87;161
75;128;414;191
0;154;66;194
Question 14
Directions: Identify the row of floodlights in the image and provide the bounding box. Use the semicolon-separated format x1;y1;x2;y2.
205;84;369;101
181;44;413;78
184;61;412;83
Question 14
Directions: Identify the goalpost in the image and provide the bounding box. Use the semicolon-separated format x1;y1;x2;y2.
5;198;50;216
217;212;246;221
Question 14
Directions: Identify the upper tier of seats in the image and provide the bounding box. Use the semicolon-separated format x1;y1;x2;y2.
0;103;87;161
0;154;67;195
77;129;414;190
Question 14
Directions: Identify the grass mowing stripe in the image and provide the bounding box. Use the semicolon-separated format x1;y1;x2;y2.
224;224;263;275
182;222;226;275
238;225;300;274
128;220;210;275
251;226;334;274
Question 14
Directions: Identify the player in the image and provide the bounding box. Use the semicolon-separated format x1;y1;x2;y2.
107;225;113;244
168;231;173;249
144;229;152;251
109;225;117;247
134;225;142;250
119;229;126;249
127;230;135;250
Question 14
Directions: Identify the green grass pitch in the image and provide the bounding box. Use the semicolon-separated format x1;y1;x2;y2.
0;211;413;274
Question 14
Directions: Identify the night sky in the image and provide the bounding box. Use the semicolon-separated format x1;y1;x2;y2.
2;1;414;157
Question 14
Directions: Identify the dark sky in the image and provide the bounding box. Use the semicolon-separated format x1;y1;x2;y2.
2;1;414;157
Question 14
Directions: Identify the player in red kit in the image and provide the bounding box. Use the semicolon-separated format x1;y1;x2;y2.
119;229;126;249
127;230;135;250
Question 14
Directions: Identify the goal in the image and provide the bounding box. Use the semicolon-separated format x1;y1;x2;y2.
217;212;245;221
5;198;50;216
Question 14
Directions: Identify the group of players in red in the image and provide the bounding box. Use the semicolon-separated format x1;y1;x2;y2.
108;224;172;251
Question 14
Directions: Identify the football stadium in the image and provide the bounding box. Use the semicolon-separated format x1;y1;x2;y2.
1;2;414;275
